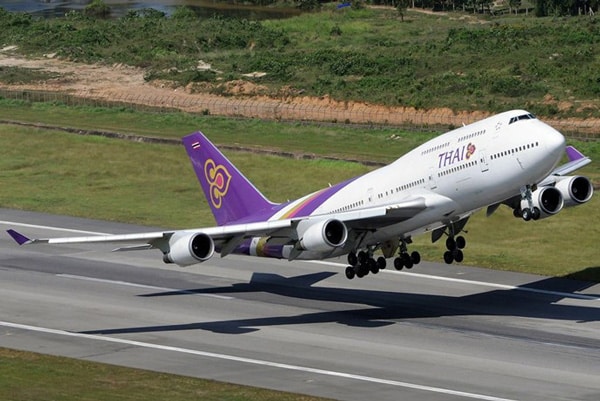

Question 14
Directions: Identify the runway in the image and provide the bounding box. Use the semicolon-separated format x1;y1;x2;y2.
1;208;599;401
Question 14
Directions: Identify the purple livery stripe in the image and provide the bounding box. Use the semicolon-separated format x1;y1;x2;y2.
280;177;358;219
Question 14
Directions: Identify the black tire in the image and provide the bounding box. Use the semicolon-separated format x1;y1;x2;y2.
454;249;464;263
345;266;355;279
347;252;358;267
443;251;454;264
376;256;387;270
357;251;368;265
446;237;456;251
456;236;466;249
532;207;541;220
522;208;532;221
394;257;403;270
368;258;379;274
411;251;421;265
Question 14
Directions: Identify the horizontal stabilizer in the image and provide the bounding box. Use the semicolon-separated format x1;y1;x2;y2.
7;229;32;246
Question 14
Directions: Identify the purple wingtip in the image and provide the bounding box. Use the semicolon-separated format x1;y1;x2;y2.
7;229;31;245
565;146;585;162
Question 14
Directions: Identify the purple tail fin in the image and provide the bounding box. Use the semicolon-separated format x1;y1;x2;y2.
183;132;276;226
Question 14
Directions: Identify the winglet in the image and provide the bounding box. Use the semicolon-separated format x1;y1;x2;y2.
565;146;585;162
7;229;32;246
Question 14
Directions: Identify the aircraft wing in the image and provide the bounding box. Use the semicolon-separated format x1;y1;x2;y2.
540;145;591;185
7;220;294;250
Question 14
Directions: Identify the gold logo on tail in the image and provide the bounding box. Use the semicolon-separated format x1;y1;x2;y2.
204;159;232;209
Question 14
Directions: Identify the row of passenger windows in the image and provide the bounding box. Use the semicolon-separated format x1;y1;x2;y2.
379;178;426;199
422;141;450;156
333;200;365;214
438;160;478;177
491;142;539;160
458;129;485;143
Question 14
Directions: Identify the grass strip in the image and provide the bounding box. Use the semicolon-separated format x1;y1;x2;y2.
0;347;332;401
0;99;435;164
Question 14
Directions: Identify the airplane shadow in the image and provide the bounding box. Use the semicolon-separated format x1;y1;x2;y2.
81;268;600;337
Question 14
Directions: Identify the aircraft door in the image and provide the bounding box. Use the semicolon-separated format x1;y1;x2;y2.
480;151;489;172
428;167;438;189
367;187;374;204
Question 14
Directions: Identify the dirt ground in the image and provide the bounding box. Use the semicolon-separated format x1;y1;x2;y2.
0;50;598;135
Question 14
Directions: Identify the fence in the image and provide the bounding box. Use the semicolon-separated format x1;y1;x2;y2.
1;88;598;141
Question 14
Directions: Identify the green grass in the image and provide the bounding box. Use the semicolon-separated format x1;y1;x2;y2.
0;99;436;164
2;8;600;117
1;124;597;280
0;347;332;401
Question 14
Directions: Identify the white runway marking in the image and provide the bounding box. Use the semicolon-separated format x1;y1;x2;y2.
0;320;517;401
56;274;234;300
3;220;597;302
0;220;110;235
309;261;600;302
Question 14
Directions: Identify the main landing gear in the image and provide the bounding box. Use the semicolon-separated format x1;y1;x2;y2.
515;184;541;221
432;218;469;265
344;239;421;280
345;249;386;279
443;235;466;264
392;239;421;271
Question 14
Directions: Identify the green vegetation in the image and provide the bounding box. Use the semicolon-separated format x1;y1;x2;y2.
0;99;435;163
0;347;332;401
1;7;600;117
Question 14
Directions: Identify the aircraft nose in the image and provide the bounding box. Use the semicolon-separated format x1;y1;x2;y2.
546;126;566;157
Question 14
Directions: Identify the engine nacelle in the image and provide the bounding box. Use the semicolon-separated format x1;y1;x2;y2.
521;186;564;220
554;175;594;207
296;219;348;252
163;232;215;267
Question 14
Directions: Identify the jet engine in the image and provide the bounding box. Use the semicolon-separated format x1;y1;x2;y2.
554;175;594;207
296;219;348;251
163;232;215;266
521;186;563;220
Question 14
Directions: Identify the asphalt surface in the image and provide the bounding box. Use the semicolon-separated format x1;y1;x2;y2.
1;208;599;401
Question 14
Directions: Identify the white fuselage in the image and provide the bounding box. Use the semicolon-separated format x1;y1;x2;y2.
266;110;566;260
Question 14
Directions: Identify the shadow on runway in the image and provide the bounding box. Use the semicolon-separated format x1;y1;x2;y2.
81;269;600;344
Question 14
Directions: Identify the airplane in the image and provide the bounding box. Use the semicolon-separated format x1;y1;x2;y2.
7;109;594;280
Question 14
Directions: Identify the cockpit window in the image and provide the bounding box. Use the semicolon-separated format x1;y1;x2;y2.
508;113;536;125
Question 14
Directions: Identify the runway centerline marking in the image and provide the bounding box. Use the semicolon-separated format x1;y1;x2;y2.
56;274;234;300
0;320;516;401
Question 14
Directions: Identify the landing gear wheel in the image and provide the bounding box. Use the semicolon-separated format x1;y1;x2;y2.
347;252;358;267
522;208;532;221
444;251;454;264
357;251;368;265
532;207;541;220
376;256;387;270
513;208;522;218
454;249;464;263
367;258;379;274
394;257;404;270
455;236;466;250
446;237;456;251
345;266;356;280
411;251;421;265
402;252;413;269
